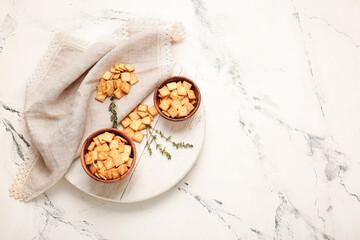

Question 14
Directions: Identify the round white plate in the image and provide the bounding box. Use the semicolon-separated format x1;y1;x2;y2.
65;80;205;203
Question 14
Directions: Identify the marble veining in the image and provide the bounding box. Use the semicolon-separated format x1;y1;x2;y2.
1;0;360;239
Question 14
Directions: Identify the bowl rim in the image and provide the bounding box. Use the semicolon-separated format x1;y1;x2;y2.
80;128;137;183
153;76;201;122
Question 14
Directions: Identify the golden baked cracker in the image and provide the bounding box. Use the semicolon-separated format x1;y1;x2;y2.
162;110;170;117
181;97;189;105
124;64;135;72
101;143;110;151
109;139;120;149
85;153;94;165
102;71;112;80
170;89;179;100
115;135;128;144
130;119;142;131
93;137;101;146
126;158;133;168
98;165;107;175
183;81;192;90
171;99;182;109
129;112;140;121
98;173;107;180
142;116;151;125
190;100;196;105
105;170;113;179
124;145;132;155
158;86;170;98
121;72;131;82
159;99;171;111
184;102;195;113
137;104;148;112
114;88;125;99
177;81;182;88
138;111;149;118
138;124;146;130
98;151;108;161
113;80;121;89
113;73;120;80
187;90;196;100
166;82;177;91
121;82;131;94
120;152;130;162
89;163;97;174
118;63;126;71
177;86;187;96
167;107;179;118
111;67;120;73
104;158;115;170
118;164;128;175
95;92;106;102
130;72;139;85
88;142;96;151
121;117;132;128
97;161;104;169
90;151;98;161
103;132;115;142
112;168;120;179
124;127;135;139
148;105;158;116
178;106;188;117
148;113;154;122
105;81;115;97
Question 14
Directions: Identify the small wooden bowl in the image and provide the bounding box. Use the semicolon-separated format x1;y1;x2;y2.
80;128;137;183
154;76;201;122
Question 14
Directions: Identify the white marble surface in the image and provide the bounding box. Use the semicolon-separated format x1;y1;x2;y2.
1;0;360;239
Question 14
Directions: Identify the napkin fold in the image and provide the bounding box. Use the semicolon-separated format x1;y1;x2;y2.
9;19;184;202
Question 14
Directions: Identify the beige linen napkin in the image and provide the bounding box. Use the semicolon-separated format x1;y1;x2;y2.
9;19;184;202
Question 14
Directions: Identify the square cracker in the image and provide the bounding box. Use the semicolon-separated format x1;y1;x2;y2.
159;99;171;111
129;112;140;121
102;71;112;80
133;131;144;143
114;88;125;99
142;116;151;125
138;111;149;118
130;119;142;131
177;86;187;96
137;104;148;112
121;117;132;128
183;81;192;90
178;106;188;117
166;82;177;91
158;86;170;98
187;90;196;100
121;82;131;94
121;72;131;82
167;107;179;118
104;158;115;170
130;73;139;85
148;105;158;116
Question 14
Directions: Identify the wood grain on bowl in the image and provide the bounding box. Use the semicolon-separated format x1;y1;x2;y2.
154;76;201;122
81;128;137;183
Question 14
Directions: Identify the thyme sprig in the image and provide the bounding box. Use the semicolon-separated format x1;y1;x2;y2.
108;94;118;128
150;126;193;149
145;125;193;160
145;126;171;159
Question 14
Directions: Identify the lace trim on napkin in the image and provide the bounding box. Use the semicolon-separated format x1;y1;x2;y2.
9;32;91;202
9;19;183;202
128;18;184;80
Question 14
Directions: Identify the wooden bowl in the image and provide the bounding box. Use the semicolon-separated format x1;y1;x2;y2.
154;76;201;122
80;128;137;183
